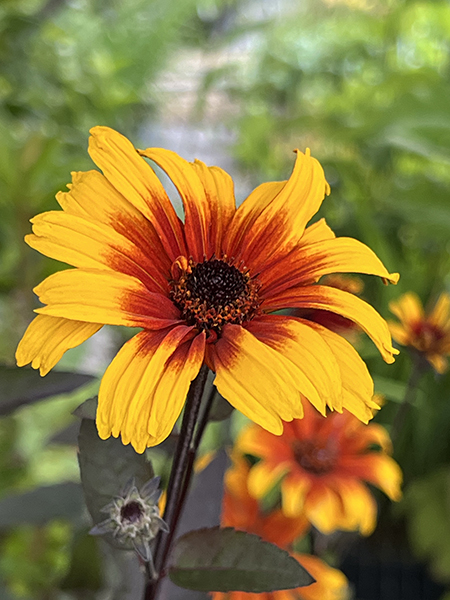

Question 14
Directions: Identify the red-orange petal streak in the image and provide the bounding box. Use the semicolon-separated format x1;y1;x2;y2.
260;237;399;298
139;147;209;262
56;169;171;290
223;181;285;259
233;150;329;273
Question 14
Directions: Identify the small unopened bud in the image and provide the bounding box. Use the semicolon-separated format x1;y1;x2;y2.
90;476;168;563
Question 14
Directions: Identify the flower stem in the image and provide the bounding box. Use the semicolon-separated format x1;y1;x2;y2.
170;385;218;533
144;364;209;600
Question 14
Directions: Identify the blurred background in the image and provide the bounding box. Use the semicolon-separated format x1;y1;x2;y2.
0;0;450;598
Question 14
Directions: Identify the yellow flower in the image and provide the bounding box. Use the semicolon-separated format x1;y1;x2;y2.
16;126;398;452
389;291;450;374
212;453;349;600
237;402;402;535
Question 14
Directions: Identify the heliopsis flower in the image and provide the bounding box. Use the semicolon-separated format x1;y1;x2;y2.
389;291;450;374
212;453;349;600
16;126;398;452
237;402;402;535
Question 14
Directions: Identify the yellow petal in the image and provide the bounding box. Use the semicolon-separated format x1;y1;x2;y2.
190;159;236;256
304;485;342;534
34;268;180;329
387;321;412;346
330;479;377;535
295;237;399;284
211;324;305;435
16;315;101;376
247;315;343;414
247;461;289;499
428;292;450;329
281;475;312;518
27;211;169;293
427;353;448;374
88;127;186;260
97;326;205;452
299;217;336;246
264;285;398;364
305;322;375;421
344;454;403;501
389;292;423;325
295;554;349;600
231;149;329;272
260;236;398;298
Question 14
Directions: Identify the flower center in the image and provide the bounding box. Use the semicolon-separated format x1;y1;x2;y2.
413;321;444;352
170;257;261;335
292;440;337;475
120;500;144;524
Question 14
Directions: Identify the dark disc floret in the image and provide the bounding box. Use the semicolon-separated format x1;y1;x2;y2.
292;440;337;475
120;500;144;524
170;257;261;335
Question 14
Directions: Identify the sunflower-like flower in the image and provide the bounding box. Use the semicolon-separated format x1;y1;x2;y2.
212;453;349;600
16;126;398;452
389;291;450;374
237;402;402;535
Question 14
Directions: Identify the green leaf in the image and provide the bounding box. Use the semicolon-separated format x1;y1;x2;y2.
77;419;154;550
0;364;95;416
169;526;314;592
0;482;84;528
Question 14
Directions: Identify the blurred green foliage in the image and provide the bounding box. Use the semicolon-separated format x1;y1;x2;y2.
1;0;450;597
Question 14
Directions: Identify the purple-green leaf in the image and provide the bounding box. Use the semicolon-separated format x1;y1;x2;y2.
169;526;314;592
0;365;95;415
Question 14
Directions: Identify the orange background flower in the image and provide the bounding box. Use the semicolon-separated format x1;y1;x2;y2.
238;402;402;535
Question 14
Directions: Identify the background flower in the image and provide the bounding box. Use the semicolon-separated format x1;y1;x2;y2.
237;402;402;535
389;291;450;374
